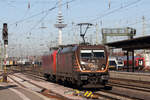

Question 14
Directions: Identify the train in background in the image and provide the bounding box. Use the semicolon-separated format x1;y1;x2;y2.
4;60;17;67
42;44;109;88
108;56;145;70
4;59;42;67
108;57;124;70
123;56;145;70
142;52;150;70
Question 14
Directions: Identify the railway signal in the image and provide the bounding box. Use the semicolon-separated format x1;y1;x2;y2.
1;23;8;82
2;23;8;45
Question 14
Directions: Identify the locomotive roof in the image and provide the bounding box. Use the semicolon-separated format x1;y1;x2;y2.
48;44;106;54
57;44;106;54
58;45;78;54
49;47;59;50
58;44;78;48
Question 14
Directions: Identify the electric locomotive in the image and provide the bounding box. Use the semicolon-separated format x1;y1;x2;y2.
42;44;109;88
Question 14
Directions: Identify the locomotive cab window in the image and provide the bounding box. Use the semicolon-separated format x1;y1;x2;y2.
93;50;104;58
80;50;105;58
80;50;92;58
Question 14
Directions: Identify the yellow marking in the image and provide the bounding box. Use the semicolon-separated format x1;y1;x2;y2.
0;78;3;82
74;89;80;94
90;94;94;98
87;91;92;97
9;61;13;65
84;91;89;96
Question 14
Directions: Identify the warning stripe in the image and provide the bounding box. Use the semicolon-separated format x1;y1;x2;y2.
84;91;89;96
86;91;92;97
83;91;93;98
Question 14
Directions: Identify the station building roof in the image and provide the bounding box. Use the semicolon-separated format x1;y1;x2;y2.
105;35;150;50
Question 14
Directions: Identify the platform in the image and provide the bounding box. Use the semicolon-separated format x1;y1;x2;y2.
0;82;50;100
110;71;150;82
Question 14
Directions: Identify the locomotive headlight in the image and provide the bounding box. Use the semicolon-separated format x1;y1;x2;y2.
101;67;104;70
101;64;106;70
81;65;86;70
82;67;86;70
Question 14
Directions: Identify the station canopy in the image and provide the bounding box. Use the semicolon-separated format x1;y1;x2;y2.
105;35;150;50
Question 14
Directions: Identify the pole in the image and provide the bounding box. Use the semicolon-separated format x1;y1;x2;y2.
127;51;129;72
0;41;2;70
142;16;145;36
132;50;134;72
3;44;7;82
96;23;98;45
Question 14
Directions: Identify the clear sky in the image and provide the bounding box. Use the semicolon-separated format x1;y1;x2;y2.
0;0;149;57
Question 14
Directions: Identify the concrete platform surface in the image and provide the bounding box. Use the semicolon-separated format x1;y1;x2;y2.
0;82;50;100
110;71;150;82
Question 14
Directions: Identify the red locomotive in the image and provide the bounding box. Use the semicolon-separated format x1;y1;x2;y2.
123;56;145;70
42;44;109;88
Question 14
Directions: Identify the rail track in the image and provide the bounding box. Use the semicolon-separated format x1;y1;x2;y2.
7;66;150;100
108;81;150;93
9;67;149;99
107;79;150;100
8;74;73;100
22;72;144;100
109;78;150;90
9;73;135;100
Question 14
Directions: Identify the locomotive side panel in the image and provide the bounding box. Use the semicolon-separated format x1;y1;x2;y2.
52;51;57;74
42;55;53;74
56;52;74;77
42;50;57;75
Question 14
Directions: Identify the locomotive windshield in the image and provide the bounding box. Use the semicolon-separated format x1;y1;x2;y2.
93;50;104;58
80;50;92;58
80;49;106;71
80;50;104;58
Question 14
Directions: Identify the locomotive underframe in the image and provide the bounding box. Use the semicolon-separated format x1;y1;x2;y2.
74;72;109;87
44;71;109;88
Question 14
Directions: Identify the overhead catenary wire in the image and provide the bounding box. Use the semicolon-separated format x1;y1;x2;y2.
23;0;78;54
116;5;150;27
10;0;78;41
26;0;77;34
10;0;77;26
90;0;142;22
126;17;150;26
